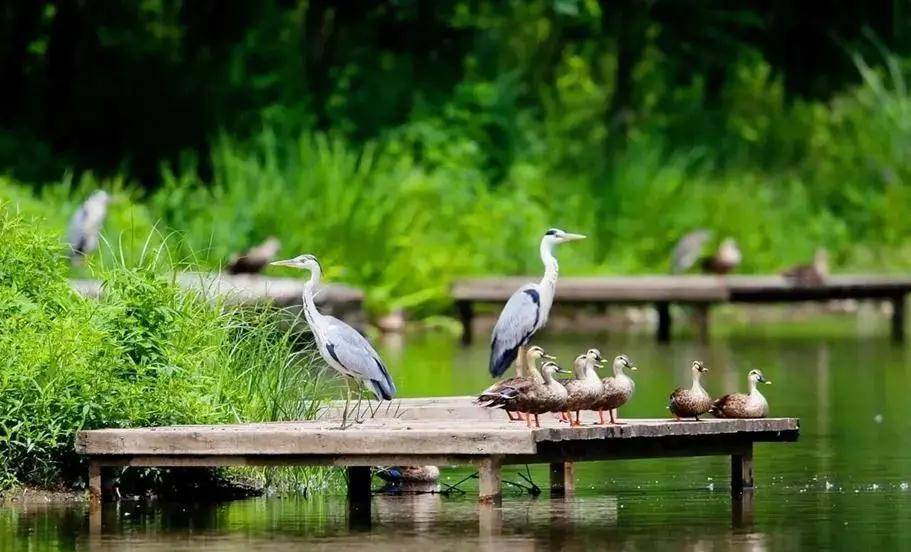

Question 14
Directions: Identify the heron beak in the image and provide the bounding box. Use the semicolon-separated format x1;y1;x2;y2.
270;259;297;267
561;233;586;242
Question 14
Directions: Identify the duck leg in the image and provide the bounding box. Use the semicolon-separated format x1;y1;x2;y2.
571;411;582;427
534;414;540;428
597;409;606;425
526;413;534;428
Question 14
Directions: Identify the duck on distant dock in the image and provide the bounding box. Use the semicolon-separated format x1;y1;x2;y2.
477;346;554;421
563;350;605;427
669;361;712;421
782;248;829;286
701;237;742;275
592;354;637;425
710;369;771;419
226;237;281;274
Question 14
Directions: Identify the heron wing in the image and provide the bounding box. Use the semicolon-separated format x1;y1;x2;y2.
66;207;87;251
323;316;396;400
489;284;541;377
671;229;711;274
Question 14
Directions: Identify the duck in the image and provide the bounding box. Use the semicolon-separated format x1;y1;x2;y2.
710;369;771;418
701;237;741;275
477;346;553;421
782;248;829;286
591;354;637;425
481;361;569;428
668;360;712;421
563;349;604;427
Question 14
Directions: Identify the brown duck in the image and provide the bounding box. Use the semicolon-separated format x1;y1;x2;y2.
710;369;771;418
668;361;712;421
591;354;637;425
477;346;553;421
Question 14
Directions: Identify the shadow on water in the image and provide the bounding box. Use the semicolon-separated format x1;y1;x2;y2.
3;328;911;549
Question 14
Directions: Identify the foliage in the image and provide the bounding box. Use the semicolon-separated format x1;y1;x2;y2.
0;209;333;491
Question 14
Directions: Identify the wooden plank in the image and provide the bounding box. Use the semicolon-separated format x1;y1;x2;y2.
71;273;363;308
453;276;729;303
75;426;537;456
452;275;911;304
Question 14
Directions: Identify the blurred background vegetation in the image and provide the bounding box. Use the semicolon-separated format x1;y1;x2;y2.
2;0;911;315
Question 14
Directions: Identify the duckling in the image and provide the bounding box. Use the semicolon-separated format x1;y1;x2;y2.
592;354;637;425
668;360;712;421
482;361;569;428
477;345;553;421
710;369;771;418
782;248;829;286
563;349;604;427
701;237;741;275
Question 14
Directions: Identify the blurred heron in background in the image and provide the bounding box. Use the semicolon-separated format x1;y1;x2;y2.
670;229;712;274
489;228;585;378
271;254;396;427
226;236;281;274
66;190;110;265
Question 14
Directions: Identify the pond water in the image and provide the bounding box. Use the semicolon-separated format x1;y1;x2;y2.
4;322;911;550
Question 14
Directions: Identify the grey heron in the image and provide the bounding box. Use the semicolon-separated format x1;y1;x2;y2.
700;237;742;275
489;228;585;378
670;229;711;274
66;190;110;264
271;254;396;422
226;236;281;274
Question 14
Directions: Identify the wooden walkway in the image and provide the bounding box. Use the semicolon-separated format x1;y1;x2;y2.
71;272;364;320
76;397;798;506
453;274;911;343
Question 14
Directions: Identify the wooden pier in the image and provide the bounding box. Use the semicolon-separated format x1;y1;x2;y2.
452;274;911;343
71;272;364;320
76;397;798;507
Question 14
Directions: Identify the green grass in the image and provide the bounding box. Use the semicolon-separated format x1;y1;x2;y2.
0;208;338;494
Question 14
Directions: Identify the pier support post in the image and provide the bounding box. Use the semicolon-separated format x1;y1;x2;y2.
730;445;754;495
456;300;474;345
346;466;372;529
892;294;906;344
477;457;502;503
88;460;103;504
656;302;671;343
549;462;574;496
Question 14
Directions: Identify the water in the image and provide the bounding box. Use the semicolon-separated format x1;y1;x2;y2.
4;325;911;550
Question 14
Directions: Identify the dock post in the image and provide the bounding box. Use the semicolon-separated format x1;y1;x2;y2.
730;444;754;495
549;462;574;496
477;457;502;503
346;466;372;529
892;293;906;344
456;300;474;345
88;460;103;504
656;302;671;343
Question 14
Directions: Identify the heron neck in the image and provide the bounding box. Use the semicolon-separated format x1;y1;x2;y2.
539;239;559;290
302;268;324;327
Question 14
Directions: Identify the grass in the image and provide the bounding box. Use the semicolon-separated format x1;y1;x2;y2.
0;207;339;494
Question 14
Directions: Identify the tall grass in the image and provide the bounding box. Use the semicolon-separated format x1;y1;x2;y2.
0;208;336;493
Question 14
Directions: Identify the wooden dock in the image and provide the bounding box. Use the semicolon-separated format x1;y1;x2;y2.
76;397;798;507
71;272;364;320
452;274;911;343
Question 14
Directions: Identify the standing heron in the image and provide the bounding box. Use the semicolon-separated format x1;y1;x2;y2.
66;190;110;265
489;228;585;378
670;229;712;274
271;254;396;424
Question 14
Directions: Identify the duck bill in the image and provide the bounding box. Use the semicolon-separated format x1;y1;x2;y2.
555;368;572;374
763;380;772;385
543;353;557;360
629;366;638;371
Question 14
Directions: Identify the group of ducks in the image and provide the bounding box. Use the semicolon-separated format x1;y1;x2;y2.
477;346;772;428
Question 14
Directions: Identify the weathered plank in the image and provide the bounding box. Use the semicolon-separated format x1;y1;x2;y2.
71;272;363;308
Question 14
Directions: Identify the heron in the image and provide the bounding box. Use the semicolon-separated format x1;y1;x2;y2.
66;190;110;265
271;254;396;426
489;228;585;378
670;229;712;274
226;236;281;274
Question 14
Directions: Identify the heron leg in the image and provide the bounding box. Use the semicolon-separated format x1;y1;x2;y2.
340;379;352;429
